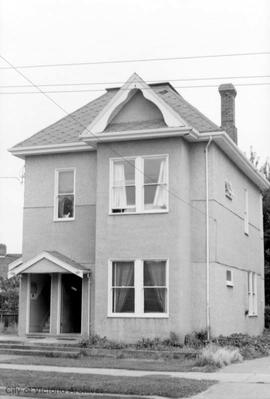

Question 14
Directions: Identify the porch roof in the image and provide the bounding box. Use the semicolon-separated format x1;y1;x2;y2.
8;251;90;279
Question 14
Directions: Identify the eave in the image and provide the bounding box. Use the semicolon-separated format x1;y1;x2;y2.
8;142;95;159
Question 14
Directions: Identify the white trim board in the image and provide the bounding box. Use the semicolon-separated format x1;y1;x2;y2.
8;251;85;279
80;73;188;136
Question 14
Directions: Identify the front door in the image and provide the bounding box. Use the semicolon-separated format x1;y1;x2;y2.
60;274;82;334
29;274;51;333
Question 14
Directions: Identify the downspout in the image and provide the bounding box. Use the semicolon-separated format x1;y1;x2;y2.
205;136;212;341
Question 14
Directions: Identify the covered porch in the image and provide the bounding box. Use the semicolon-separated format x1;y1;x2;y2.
8;251;91;337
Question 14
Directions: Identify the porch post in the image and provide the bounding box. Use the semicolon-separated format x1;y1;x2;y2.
50;274;59;335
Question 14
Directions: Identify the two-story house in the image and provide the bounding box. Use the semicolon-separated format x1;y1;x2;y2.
8;73;269;341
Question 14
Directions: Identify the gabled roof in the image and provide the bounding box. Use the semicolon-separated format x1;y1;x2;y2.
10;76;219;151
8;251;90;279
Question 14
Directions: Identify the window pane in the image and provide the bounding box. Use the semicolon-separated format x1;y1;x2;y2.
144;261;166;286
112;288;134;312
58;195;74;218
112;262;134;286
144;184;167;210
226;270;232;281
112;186;135;212
144;158;165;184
144;288;166;312
113;160;135;186
58;171;74;193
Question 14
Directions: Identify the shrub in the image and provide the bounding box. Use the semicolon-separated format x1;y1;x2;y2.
196;344;243;368
184;330;207;348
212;332;270;358
80;334;126;349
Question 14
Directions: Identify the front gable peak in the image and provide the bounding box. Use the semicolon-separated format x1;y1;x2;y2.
80;73;188;137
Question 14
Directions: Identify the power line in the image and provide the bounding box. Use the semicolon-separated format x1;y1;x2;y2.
0;52;217;222
0;51;269;70
1;81;270;95
1;74;270;89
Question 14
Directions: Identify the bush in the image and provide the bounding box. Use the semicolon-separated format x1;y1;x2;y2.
184;330;208;348
196;344;243;368
80;334;126;349
212;332;270;359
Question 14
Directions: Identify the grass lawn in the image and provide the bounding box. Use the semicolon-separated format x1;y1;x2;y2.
0;354;214;372
0;369;216;398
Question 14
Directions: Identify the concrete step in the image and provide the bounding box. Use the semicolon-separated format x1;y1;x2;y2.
0;343;81;351
0;347;81;358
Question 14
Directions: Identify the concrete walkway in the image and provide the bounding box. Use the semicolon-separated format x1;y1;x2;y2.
0;356;270;398
0;358;270;383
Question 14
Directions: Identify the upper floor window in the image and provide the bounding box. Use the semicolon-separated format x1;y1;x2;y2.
244;189;249;235
54;169;75;221
110;155;168;214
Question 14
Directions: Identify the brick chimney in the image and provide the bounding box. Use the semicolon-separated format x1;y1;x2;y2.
0;244;7;258
218;83;237;144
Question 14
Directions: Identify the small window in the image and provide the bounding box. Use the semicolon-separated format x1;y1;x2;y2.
55;169;75;220
226;269;233;287
244;189;249;235
225;181;233;200
112;261;135;313
111;159;136;213
143;158;168;211
248;271;257;316
144;261;167;312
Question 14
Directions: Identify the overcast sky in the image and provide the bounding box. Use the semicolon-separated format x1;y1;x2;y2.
0;0;270;253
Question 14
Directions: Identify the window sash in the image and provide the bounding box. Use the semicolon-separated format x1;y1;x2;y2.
108;259;168;317
54;169;75;220
110;156;168;213
248;272;257;316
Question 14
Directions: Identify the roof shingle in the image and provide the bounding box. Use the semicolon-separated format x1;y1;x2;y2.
12;83;220;149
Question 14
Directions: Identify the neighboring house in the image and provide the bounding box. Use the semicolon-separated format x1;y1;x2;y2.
0;244;21;279
8;73;270;341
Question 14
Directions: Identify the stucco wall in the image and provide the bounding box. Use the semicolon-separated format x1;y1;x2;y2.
23;152;96;265
94;138;192;342
191;142;264;336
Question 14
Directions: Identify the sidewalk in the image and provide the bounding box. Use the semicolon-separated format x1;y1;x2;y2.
0;357;270;383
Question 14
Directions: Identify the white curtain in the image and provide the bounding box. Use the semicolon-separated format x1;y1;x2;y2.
153;160;167;208
113;163;127;210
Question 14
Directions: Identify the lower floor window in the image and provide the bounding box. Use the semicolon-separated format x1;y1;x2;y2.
248;271;257;316
109;259;168;316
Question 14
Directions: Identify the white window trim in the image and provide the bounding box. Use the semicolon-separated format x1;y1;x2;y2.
226;269;234;287
248;271;258;317
244;188;249;235
109;154;169;215
107;259;169;318
54;168;76;222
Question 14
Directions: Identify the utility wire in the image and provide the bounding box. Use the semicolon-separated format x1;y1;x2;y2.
0;53;218;222
0;50;269;69
1;81;270;95
1;74;270;88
